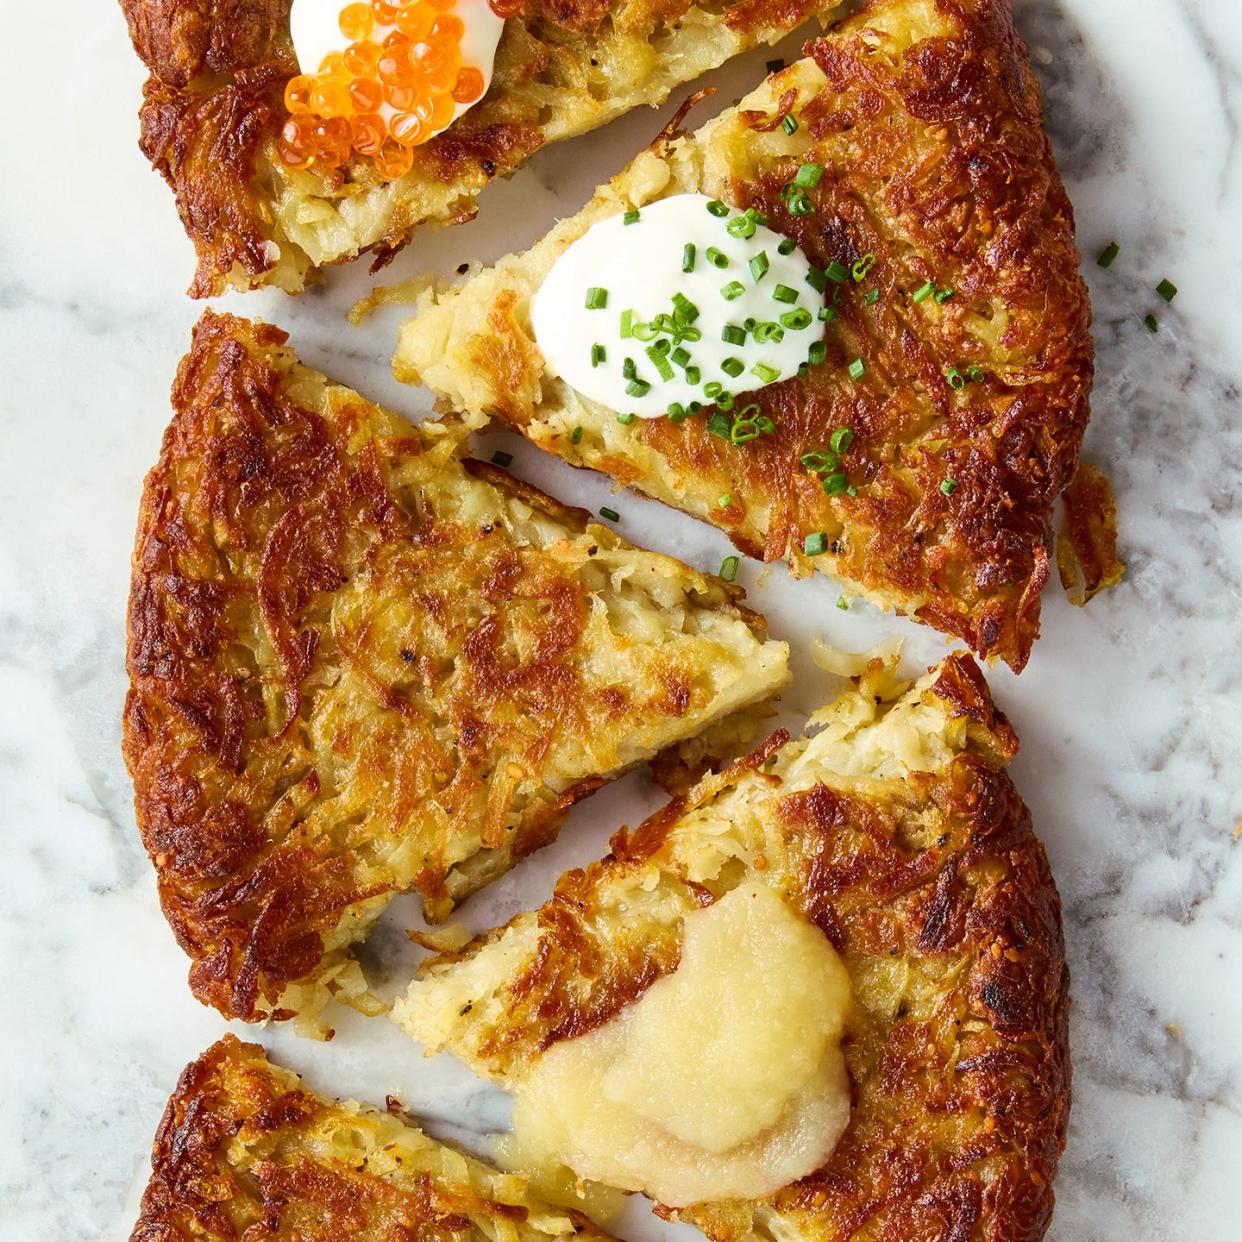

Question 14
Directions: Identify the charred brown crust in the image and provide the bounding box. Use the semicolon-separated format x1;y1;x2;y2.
123;311;781;1021
130;1034;608;1241
117;0;831;295
422;654;1070;1241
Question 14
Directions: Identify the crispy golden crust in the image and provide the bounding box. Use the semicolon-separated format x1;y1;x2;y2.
131;1034;613;1242
398;653;1070;1241
394;0;1093;671
118;0;835;295
123;311;787;1022
1056;463;1124;605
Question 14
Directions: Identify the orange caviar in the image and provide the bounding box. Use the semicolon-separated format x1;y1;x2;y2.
280;0;497;177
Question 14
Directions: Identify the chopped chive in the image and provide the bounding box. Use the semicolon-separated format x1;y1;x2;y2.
753;321;784;343
755;414;775;435
651;337;671;355
668;405;687;422
670;346;691;367
646;345;674;381
706;246;729;268
721;280;747;301
781;113;799;135
750;251;770;282
830;427;854;454
806;266;828;293
685;365;701;385
794;162;823;189
864;288;880;305
585;286;608;309
804;531;828;556
1145;313;1159;333
721;356;744;378
707;411;732;438
726;214;757;239
778;237;797;256
912;281;936;304
788;192;813;216
819;305;838;322
721;324;747;346
798;363;810;376
966;364;987;383
752;362;780;384
731;417;761;444
825;260;849;284
940;479;957;496
852;254;876;282
945;366;966;390
847;485;858;497
718;493;733;508
703;380;725;399
934;287;956;304
682;243;696;272
781;308;813;330
836;595;849;610
807;340;828;365
1097;242;1120;269
717;391;735;412
1157;278;1178;303
625;378;651;398
622;356;637;380
619;309;635;338
623;209;640;225
617;411;637;425
491;450;513;467
823;472;849;496
800;450;838;472
571;425;583;444
772;284;799;303
590;342;605;367
688;401;703;413
672;292;700;323
720;555;740;582
600;506;621;521
706;199;729;217
847;357;865;381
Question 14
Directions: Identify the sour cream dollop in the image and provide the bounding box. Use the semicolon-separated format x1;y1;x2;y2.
289;0;506;139
532;193;826;420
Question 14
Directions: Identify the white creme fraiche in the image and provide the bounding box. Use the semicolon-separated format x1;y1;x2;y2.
531;194;825;420
509;880;854;1207
289;0;506;136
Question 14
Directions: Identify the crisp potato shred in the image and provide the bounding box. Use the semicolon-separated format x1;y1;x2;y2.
123;312;788;1024
394;651;1070;1241
393;0;1095;671
130;1034;616;1242
118;0;839;295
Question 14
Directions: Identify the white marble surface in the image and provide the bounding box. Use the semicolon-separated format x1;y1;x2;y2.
2;2;1241;1238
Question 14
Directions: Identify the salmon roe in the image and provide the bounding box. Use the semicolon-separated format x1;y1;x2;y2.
280;0;500;177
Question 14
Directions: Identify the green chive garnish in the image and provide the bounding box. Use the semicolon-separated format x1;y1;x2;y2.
800;451;837;472
622;357;636;379
600;506;620;521
1157;278;1178;303
781;113;799;135
701;246;726;269
571;426;583;444
819;305;838;322
934;287;955;304
617;412;636;425
590;343;605;367
619;309;635;338
703;381;724;399
781;308;813;330
826;260;849;284
585;286;608;309
772;284;798;304
750;251;770;282
848;358;865;381
912;281;936;304
1145;314;1159;333
794;162;823;189
668;405;687;422
823;472;849;496
807;340;827;365
836;595;849;610
726;214;757;239
685;365;701;385
778;237;797;256
806;266;828;293
721;324;747;346
491;450;513;467
672;292;700;323
707;412;732;438
830;427;854;454
1097;242;1120;269
706;199;729;217
623;209;640;225
940;479;957;496
788;192;813;217
852;254;876;282
721;357;744;378
625;379;650;398
945;366;966;390
718;493;733;508
752;362;780;384
804;532;828;556
671;346;691;367
682;243;696;272
720;555;740;582
721;280;746;301
647;345;674;381
864;289;880;305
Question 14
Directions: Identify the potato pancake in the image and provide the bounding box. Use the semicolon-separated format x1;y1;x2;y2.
131;1034;617;1242
394;650;1070;1240
123;312;788;1023
118;0;840;295
393;0;1094;671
